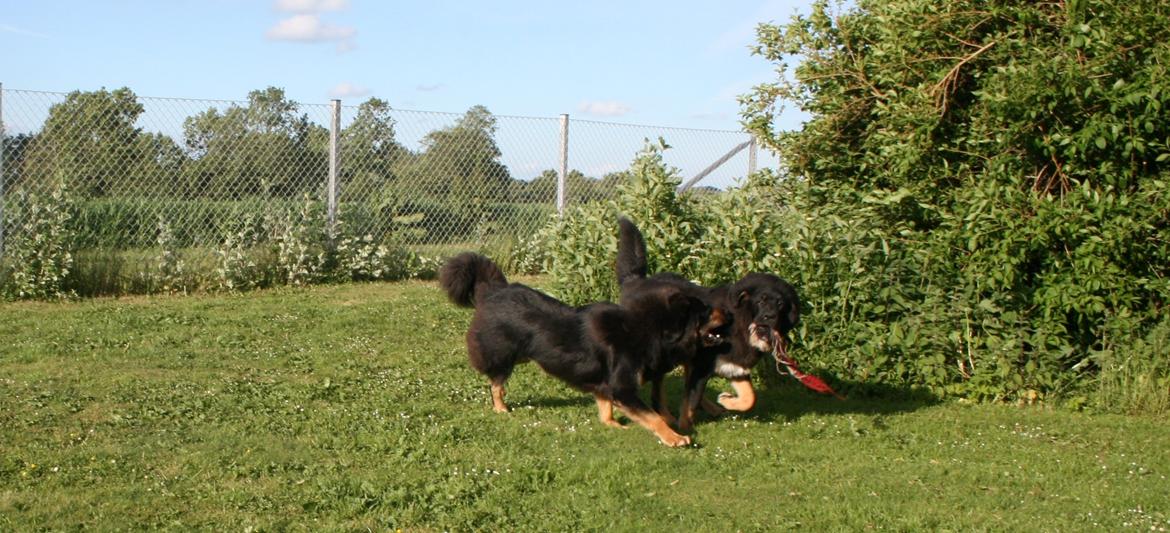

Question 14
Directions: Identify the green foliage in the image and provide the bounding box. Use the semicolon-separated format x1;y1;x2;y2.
2;88;591;298
1;178;76;299
335;233;420;282
154;215;186;294
274;195;329;287
183;87;328;199
20;88;145;197
397;105;511;204
1094;313;1170;414
539;139;705;304
733;0;1170;408
213;214;271;292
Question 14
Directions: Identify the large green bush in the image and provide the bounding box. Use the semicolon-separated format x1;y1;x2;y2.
538;139;706;305
734;0;1170;409
0;178;76;299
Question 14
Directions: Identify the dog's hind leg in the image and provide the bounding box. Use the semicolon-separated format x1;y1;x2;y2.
613;392;691;447
594;394;625;429
489;378;509;413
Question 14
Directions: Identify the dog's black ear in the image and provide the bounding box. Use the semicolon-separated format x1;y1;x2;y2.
667;291;692;313
736;290;752;309
787;301;801;328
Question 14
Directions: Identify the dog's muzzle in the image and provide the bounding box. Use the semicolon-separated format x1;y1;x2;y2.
747;323;774;352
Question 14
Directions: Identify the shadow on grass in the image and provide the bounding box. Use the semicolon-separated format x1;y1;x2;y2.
688;373;942;428
472;371;939;425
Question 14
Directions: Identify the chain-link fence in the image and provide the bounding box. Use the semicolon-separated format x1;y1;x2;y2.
0;86;768;279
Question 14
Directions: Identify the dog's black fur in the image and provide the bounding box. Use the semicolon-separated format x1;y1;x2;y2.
616;217;800;430
439;252;725;447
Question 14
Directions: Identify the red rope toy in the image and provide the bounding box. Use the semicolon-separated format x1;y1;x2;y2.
772;332;845;400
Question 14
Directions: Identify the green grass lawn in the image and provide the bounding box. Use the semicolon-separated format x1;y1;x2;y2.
2;281;1168;530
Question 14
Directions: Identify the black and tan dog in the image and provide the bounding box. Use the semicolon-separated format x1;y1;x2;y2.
439;252;726;447
616;217;801;431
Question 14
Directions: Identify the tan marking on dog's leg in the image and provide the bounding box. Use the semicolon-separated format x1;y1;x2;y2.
490;382;509;413
700;396;727;417
656;383;677;426
678;391;699;433
617;404;691;447
717;379;757;411
594;394;625;429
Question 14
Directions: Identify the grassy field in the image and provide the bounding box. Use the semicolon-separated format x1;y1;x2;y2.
2;280;1168;531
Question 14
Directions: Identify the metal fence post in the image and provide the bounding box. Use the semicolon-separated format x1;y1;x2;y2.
328;99;340;237
557;113;568;214
748;136;758;176
0;82;6;260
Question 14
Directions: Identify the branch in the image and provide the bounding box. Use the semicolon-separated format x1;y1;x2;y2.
931;39;998;115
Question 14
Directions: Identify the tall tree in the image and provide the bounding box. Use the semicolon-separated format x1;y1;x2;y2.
340;97;406;201
24;88;144;196
182;87;327;199
1;132;37;191
404;105;511;202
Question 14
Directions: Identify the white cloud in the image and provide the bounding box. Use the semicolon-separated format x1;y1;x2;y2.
274;0;349;13
577;100;632;117
0;23;48;39
416;83;444;92
329;82;369;99
266;14;355;42
691;111;730;121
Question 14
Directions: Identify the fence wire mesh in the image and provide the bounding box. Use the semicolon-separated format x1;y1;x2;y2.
1;87;767;271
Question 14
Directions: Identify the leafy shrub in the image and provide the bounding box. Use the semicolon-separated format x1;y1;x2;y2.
731;0;1170;409
1;178;76;300
213;214;272;292
154;215;187;294
539;139;705;304
274;195;329;287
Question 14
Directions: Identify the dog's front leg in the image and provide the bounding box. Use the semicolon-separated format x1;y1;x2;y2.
678;365;709;433
717;378;757;411
614;392;691;447
490;381;509;413
650;378;677;426
594;394;625;429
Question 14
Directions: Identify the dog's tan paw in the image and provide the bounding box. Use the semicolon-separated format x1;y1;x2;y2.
659;432;692;448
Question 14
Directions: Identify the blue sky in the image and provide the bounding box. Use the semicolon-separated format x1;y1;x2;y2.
2;0;811;132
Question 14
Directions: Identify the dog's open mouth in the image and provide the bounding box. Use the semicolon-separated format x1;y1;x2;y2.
702;330;725;347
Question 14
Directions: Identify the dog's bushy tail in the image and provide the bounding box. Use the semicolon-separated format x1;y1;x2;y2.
616;217;648;285
439;252;508;308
